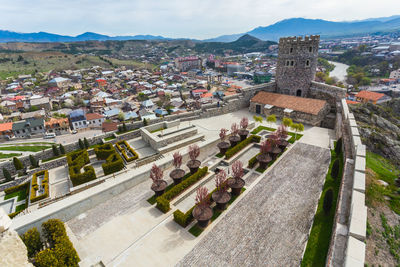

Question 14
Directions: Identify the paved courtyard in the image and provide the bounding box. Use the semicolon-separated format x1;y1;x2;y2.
177;142;330;267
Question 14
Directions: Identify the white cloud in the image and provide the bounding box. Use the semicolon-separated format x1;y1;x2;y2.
0;0;398;39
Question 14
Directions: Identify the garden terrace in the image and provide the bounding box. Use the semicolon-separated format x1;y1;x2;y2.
0;182;29;217
251;125;303;143
30;170;50;204
115;140;139;162
178;143;330;266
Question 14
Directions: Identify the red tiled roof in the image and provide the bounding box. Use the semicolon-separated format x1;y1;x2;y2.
201;93;213;98
102;122;118;132
355;90;385;102
0;122;12;132
346;100;360;105
251;91;327;115
86;113;104;120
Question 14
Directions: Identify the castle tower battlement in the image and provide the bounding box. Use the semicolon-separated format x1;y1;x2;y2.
276;35;320;97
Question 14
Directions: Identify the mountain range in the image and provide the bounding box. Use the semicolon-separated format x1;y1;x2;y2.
1;15;400;43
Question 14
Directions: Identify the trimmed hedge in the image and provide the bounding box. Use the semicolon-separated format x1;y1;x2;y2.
115;140;139;162
35;219;80;267
30;170;49;203
225;135;261;159
248;153;261;168
21;227;42;258
156;167;208;213
67;150;96;187
4;181;29;194
102;153;124;175
173;206;195;227
94;143;115;160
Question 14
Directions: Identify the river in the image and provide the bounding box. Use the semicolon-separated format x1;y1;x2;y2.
328;61;349;82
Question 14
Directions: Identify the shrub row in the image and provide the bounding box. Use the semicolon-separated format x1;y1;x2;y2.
94;143;115;160
33;219;80;267
225;135;261;159
248;152;261;168
115;140;139;162
67;150;96;187
102;153;125;175
4;181;29;194
156;167;208;213
30;170;49;203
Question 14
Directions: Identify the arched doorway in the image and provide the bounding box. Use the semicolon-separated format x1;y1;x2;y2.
296;90;302;97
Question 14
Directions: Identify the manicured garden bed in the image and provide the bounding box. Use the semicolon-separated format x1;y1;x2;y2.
4;188;27;202
0;152;21;159
224;135;261;159
30;170;50;203
0;145;51;152
301;142;344;266
5;182;30;218
115;140;139;162
67;150;97;187
251;126;303;144
95;143;125;175
104;135;116;141
147;172;192;204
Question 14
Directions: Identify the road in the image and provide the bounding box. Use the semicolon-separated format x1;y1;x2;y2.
329;61;349;83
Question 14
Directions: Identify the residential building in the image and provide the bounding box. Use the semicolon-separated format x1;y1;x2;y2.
355;90;392;104
45;118;70;135
0;101;17;112
102;121;118;132
48;77;71;88
12;118;45;138
69;109;88;130
86;113;105;129
389;69;400;82
0;122;13;139
30;97;52;111
175;56;202;72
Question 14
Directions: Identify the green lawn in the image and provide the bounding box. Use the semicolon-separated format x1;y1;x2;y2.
4;189;27;202
301;144;344;266
104;136;116;141
150;128;165;133
0;145;51;152
0;152;21;159
366;151;400;214
14;203;26;213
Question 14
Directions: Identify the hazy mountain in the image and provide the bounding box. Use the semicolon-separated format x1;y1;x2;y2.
207;15;400;42
0;30;169;43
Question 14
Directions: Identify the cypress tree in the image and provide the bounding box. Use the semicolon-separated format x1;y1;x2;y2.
122;122;127;132
52;144;59;156
3;168;11;181
331;159;340;180
335;138;342;154
78;139;84;149
83;138;90;149
59;144;65;155
323;188;334;214
29;155;38;168
13;157;23;171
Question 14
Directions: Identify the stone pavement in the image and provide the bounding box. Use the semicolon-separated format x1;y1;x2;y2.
177;142;330;267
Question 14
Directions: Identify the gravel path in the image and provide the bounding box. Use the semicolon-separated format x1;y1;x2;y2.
177;142;330;267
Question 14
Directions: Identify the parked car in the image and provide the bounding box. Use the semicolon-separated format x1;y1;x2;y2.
72;130;77;134
44;133;56;139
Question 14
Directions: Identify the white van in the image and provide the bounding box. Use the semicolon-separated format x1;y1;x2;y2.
43;133;56;139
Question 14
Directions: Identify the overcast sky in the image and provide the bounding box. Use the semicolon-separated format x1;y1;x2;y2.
0;0;399;39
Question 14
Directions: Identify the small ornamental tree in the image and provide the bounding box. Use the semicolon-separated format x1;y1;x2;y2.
282;117;293;128
291;123;304;139
29;155;38;168
231;123;239;136
277;124;288;140
78;139;84;149
215;169;228;193
52;144;59;157
83;138;90;149
188;144;200;161
59;144;65;155
195;186;210;209
150;164;164;185
269;133;280;148
335;138;343;154
266;114;277;126
3;168;11;181
219;128;228;142
323;188;334;214
331;159;340;180
21;227;42;258
232;160;244;181
240;117;248;130
253;115;263;124
13;157;23;171
260;140;272;154
173;152;182;169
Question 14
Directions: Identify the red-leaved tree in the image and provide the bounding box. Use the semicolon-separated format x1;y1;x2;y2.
188;144;200;161
173;152;182;169
269;132;281;147
240;117;248;130
215;170;228;192
195;186;209;208
150;164;164;184
260;140;271;154
277;124;288;140
232;160;244;180
219;128;228;141
231;123;239;136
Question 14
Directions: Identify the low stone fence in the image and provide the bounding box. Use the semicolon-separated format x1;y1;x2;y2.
326;99;367;266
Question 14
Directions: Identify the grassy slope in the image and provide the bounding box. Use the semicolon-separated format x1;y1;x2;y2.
0;145;51;152
4;188;27;202
301;146;344;267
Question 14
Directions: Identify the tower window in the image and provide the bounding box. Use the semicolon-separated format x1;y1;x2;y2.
290;47;293;54
309;47;313;52
306;60;310;66
286;60;290;66
290;60;294;66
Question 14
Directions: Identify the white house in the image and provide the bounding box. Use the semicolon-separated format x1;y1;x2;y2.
86;113;105;129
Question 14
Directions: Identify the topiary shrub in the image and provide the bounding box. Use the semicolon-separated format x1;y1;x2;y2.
3;167;11;181
67;150;96;186
102;153;124;175
94;143;115;160
21;227;42;258
59;144;65;155
13;157;23;171
173;206;195;227
78;139;84;149
35;249;59;267
30;170;50;203
331;159;340;180
83;138;90;149
29;155;39;168
335;138;342;154
115;140;139;162
323;188;334;214
225;135;261;159
52;144;59;157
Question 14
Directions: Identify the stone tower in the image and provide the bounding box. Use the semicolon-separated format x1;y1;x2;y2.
275;35;319;97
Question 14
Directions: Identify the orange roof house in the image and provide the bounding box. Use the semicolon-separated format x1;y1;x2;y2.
355;90;390;104
0;122;13;137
